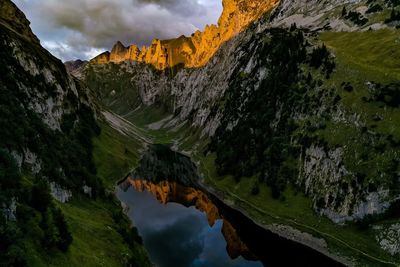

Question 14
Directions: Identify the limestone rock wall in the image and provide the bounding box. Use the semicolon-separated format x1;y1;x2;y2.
90;0;279;69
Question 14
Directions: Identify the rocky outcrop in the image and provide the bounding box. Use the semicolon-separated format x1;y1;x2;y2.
89;0;392;68
90;0;279;69
91;51;110;64
2;198;16;221
375;223;400;258
65;59;88;73
50;182;72;203
303;145;391;223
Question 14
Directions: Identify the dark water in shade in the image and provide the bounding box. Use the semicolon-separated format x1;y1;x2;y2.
116;144;345;267
117;186;263;267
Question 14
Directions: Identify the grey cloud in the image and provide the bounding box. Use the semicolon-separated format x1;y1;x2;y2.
142;214;205;267
14;0;222;61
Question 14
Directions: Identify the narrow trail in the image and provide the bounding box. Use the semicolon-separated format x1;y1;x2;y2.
102;110;153;144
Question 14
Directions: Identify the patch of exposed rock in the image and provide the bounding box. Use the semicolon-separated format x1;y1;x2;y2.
50;182;72;203
375;223;400;257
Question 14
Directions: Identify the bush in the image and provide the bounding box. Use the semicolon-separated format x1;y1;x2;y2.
31;178;52;213
345;11;369;25
309;45;336;77
250;181;260;195
0;216;27;267
385;9;400;23
0;149;21;206
53;208;73;251
366;4;383;13
370;82;400;107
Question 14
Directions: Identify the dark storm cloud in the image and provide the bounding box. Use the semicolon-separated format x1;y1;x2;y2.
13;0;222;61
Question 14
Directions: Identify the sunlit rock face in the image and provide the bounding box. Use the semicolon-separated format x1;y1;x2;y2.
90;0;279;69
123;177;255;260
92;51;110;64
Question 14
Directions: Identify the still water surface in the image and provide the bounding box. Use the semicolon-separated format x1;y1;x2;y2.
117;186;263;267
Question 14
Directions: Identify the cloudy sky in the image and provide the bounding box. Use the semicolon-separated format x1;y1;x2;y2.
14;0;222;61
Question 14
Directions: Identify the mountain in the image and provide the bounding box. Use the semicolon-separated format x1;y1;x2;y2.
90;0;279;69
1;0;400;265
0;1;152;266
79;0;400;264
64;59;88;75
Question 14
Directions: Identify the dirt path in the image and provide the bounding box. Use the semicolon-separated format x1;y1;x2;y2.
102;110;153;144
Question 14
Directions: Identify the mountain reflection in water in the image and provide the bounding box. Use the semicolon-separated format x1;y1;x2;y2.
117;178;263;267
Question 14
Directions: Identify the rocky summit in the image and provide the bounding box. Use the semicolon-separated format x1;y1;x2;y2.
90;0;279;69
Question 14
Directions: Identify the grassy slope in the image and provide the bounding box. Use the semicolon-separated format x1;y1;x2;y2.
25;197;148;267
24;122;151;267
318;29;400;187
93;122;144;188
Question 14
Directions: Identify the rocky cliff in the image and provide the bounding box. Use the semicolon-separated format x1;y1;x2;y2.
90;0;279;69
0;2;155;266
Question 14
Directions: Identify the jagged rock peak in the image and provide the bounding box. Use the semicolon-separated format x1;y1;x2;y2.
0;0;40;44
90;0;279;69
112;41;127;52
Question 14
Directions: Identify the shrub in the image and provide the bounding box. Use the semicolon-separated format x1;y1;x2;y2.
0;149;21;206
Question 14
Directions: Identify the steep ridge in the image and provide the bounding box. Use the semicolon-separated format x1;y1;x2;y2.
269;0;392;30
0;0;40;44
90;0;279;69
0;1;152;266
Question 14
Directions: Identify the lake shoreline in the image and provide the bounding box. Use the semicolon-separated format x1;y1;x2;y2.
195;180;353;267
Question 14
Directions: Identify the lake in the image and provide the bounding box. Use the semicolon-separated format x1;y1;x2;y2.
116;144;344;267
